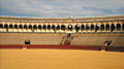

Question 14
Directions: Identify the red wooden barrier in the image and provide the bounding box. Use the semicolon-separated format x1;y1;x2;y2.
0;45;23;49
0;45;124;52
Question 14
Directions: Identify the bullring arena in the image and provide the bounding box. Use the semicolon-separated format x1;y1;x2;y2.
0;16;124;51
0;15;124;69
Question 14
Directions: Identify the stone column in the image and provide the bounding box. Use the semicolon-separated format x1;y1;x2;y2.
122;24;124;32
89;24;91;32
121;23;123;32
84;24;86;32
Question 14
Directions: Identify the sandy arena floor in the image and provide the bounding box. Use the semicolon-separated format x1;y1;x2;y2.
0;49;124;69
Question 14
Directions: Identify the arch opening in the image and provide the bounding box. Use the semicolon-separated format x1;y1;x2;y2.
68;25;73;31
4;24;8;28
101;24;104;31
4;24;8;32
86;25;90;31
0;24;3;28
116;24;121;31
43;25;46;30
95;24;99;32
56;25;60;30
29;25;32;29
111;24;115;32
38;25;42;30
81;25;85;30
52;25;55;30
106;24;109;31
19;25;23;29
91;24;94;31
24;25;28;29
75;25;80;32
9;24;13;29
33;25;37;32
14;24;18;29
33;25;37;29
61;25;65;31
47;25;51;30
